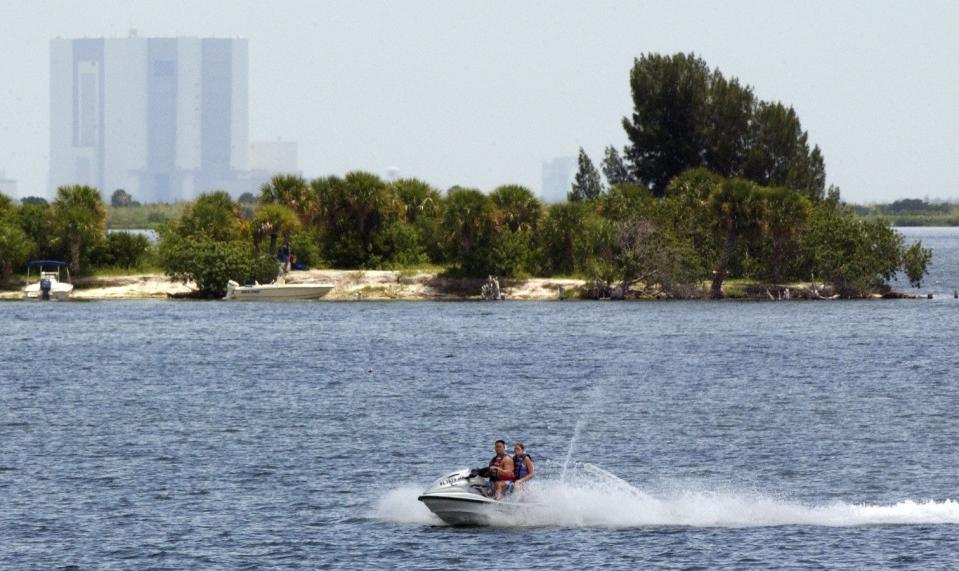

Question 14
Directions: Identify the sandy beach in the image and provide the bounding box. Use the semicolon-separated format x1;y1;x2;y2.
0;270;584;301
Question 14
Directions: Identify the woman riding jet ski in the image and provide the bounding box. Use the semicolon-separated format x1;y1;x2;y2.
417;441;535;526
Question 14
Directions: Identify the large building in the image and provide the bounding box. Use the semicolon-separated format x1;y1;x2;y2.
0;171;17;198
49;34;249;202
541;156;577;203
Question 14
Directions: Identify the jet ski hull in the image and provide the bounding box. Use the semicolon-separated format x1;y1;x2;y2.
417;468;526;526
417;495;500;526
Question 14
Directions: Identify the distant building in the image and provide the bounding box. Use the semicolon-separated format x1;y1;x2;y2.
541;156;577;203
49;33;249;202
245;140;300;194
249;140;299;176
0;171;17;197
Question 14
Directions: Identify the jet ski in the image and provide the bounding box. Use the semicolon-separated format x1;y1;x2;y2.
417;467;524;526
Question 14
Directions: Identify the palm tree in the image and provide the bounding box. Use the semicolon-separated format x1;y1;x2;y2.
708;178;761;298
489;185;543;233
50;185;107;273
759;187;811;282
259;175;316;225
252;203;300;256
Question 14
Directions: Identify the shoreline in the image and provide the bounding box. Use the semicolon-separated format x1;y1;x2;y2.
0;270;586;301
0;269;935;301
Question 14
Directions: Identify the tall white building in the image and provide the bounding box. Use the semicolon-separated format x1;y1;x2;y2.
541;156;577;203
49;34;249;202
0;171;17;198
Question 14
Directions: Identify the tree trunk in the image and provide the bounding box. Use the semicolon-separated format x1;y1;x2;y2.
1;261;11;285
771;234;783;283
269;233;278;256
69;240;81;274
710;222;736;299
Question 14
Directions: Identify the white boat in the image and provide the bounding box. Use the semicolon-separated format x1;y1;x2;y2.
223;279;334;301
23;260;73;301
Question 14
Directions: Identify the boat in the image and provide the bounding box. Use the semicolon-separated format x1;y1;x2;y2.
417;467;526;526
23;260;73;300
222;279;334;301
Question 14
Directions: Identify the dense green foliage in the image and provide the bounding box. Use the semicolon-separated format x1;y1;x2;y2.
1;52;933;298
852;199;959;226
159;234;278;297
89;232;152;269
50;185;108;273
621;52;825;200
107;202;187;230
157;192;278;296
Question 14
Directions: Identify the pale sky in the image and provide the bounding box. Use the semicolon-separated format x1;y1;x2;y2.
1;0;957;202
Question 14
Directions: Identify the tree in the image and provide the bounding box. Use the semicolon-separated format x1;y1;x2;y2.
159;235;277;297
601;146;631;186
50;185;107;274
237;192;257;205
0;219;34;283
175;191;245;242
442;187;495;275
490;184;543;233
609;216;700;296
537;202;588;275
744;102;825;201
569;148;604;202
315;171;400;268
15;200;55;261
756;187;811;282
390;178;441;223
901;241;932;288
111;189;134;207
389;178;444;264
708;179;762;298
622;52;826;198
89;231;151;269
19;196;48;206
259;174;317;225
252;203;301;256
704;74;754;178
623;53;711;196
801;204;928;296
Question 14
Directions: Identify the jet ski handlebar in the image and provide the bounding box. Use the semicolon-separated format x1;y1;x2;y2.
468;467;491;479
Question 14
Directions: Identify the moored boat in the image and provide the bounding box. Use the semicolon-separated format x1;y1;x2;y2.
223;279;333;301
23;260;73;301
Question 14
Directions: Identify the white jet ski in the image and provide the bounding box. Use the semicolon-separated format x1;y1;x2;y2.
417;467;525;526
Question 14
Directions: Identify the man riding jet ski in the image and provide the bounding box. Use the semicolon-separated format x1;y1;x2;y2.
417;440;535;526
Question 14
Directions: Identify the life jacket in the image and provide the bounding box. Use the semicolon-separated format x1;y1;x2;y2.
513;452;532;480
488;452;514;481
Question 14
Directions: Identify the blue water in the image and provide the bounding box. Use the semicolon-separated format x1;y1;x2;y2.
2;228;959;569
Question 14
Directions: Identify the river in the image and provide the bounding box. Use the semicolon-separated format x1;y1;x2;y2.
2;228;959;569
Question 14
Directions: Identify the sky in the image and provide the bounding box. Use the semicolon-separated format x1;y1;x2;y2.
1;0;957;203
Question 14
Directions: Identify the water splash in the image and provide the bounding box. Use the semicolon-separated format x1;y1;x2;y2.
560;419;586;482
376;464;959;528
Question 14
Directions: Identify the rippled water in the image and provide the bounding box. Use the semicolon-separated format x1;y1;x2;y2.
2;228;959;569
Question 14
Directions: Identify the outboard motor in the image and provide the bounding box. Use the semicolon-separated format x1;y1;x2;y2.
40;277;51;300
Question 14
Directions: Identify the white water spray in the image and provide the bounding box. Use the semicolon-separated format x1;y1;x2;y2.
560;419;586;482
376;464;959;528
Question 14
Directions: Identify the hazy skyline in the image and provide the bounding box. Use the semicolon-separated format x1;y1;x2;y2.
1;0;957;202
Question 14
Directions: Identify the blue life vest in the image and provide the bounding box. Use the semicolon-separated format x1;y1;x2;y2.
513;453;532;480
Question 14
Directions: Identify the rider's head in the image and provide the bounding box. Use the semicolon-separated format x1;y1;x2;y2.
495;440;506;454
513;442;525;455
